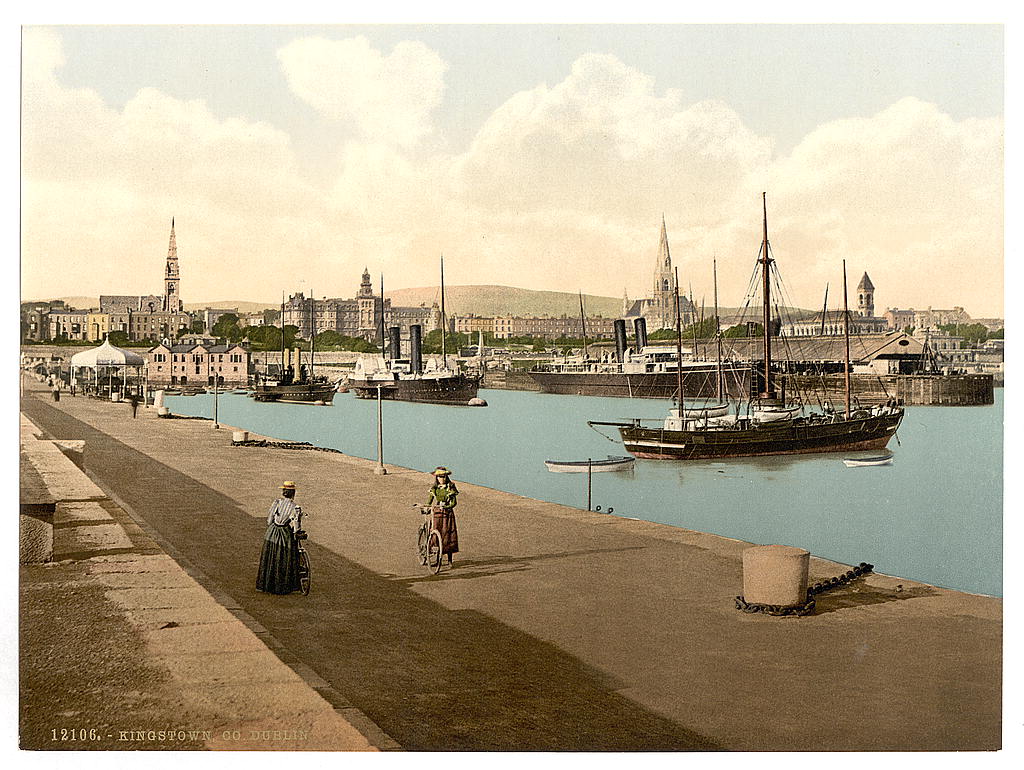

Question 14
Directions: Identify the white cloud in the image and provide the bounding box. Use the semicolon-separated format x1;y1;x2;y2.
276;36;447;149
20;33;1003;318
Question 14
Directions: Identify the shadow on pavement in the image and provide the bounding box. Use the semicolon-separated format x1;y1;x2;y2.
23;395;720;752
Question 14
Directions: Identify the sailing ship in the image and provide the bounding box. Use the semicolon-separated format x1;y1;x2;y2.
589;193;904;460
348;258;485;406
251;293;336;404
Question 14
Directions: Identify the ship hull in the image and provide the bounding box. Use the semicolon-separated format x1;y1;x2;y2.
620;412;903;460
528;365;750;399
251;383;336;404
350;375;481;406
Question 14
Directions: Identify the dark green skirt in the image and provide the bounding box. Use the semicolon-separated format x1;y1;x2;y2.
256;523;300;594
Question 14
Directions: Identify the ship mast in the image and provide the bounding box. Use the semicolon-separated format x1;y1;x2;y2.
309;289;315;382
579;291;589;360
714;257;722;402
675;266;685;413
843;260;852;417
380;275;386;364
280;292;286;381
760;192;775;400
440;255;447;370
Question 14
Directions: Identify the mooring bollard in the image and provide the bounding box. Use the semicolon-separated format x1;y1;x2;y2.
153;390;165;408
742;544;810;608
232;430;248;443
157;406;170;417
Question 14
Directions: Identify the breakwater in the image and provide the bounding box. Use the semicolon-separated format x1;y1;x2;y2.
782;373;994;406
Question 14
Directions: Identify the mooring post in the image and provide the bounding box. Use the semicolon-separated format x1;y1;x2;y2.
587;458;592;510
375;385;388;475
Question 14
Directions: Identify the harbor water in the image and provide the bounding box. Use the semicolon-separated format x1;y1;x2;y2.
165;387;1003;597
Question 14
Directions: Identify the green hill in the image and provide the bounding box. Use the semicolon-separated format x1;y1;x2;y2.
385;285;624;318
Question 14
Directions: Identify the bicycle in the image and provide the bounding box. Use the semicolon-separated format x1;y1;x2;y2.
415;504;445;575
294;506;311;595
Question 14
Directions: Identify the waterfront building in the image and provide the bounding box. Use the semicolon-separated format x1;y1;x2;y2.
490;314;616;340
883;306;972;332
622;217;696;332
783;272;888;337
47;309;91;340
21;302;54;342
147;340;250;387
783;311;889;337
282;268;438;342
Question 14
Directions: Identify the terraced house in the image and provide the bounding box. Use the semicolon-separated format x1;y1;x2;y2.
146;340;250;387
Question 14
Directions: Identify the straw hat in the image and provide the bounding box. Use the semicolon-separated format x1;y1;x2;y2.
280;481;296;490
432;467;450;477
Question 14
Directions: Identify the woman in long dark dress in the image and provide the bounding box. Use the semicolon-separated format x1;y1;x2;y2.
256;481;301;594
426;466;459;566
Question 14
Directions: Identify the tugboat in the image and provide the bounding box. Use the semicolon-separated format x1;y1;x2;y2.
589;193;904;460
252;293;336;404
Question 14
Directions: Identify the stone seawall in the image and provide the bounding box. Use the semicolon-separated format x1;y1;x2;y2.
782;373;994;406
482;369;542;391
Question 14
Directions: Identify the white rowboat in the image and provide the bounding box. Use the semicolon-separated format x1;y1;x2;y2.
545;455;636;473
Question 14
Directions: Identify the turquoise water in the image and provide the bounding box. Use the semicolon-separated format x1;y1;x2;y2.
166;388;1003;597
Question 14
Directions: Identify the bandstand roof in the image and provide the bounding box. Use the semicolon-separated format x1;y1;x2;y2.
70;338;145;368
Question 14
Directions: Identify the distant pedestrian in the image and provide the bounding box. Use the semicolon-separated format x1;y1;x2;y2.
256;481;302;594
129;394;140;418
425;466;459;566
51;382;61;402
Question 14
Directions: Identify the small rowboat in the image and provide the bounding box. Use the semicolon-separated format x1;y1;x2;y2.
545;455;635;473
843;453;893;467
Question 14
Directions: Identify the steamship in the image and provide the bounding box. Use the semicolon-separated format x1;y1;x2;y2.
348;323;484;406
528;317;751;399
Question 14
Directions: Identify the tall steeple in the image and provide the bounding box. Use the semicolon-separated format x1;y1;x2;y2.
653;215;673;294
164;217;181;312
651;215;677;330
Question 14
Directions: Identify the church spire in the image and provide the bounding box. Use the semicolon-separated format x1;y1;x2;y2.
164;218;181;312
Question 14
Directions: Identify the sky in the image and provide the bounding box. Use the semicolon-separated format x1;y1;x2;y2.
19;23;1005;317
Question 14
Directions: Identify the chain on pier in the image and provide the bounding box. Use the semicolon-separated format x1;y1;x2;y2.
734;562;873;617
231;438;344;455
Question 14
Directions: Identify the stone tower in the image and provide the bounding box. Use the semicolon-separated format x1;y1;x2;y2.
651;216;677;330
357;267;379;338
857;272;875;318
164;218;182;312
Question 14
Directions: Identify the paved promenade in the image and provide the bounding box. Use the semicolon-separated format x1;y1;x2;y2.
20;378;1002;751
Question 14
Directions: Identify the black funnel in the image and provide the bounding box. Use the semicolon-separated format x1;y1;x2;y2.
410;325;423;374
389;326;401;360
634;317;648;349
614;319;628;363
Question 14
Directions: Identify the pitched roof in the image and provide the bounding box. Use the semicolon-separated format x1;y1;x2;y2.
857;272;874;291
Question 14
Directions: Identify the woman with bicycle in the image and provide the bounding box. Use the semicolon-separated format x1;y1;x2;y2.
425;466;459;566
256;481;302;594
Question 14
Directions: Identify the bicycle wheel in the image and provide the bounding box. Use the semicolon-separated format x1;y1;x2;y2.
298;548;311;595
426;531;443;574
417;524;429;565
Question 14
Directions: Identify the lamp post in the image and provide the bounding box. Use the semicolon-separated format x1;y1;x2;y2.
374;385;387;475
213;371;220;429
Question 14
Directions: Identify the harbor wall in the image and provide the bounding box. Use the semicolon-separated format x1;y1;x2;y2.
782;373;994;406
482;369;542;391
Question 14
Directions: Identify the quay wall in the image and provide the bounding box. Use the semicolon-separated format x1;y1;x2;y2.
782;373;994;406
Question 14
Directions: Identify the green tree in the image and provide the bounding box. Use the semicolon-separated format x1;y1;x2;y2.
108;330;130;347
937;323;989;346
212;313;241;341
723;322;764;339
422;329;470;354
988;328;1003;339
190;319;205;334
